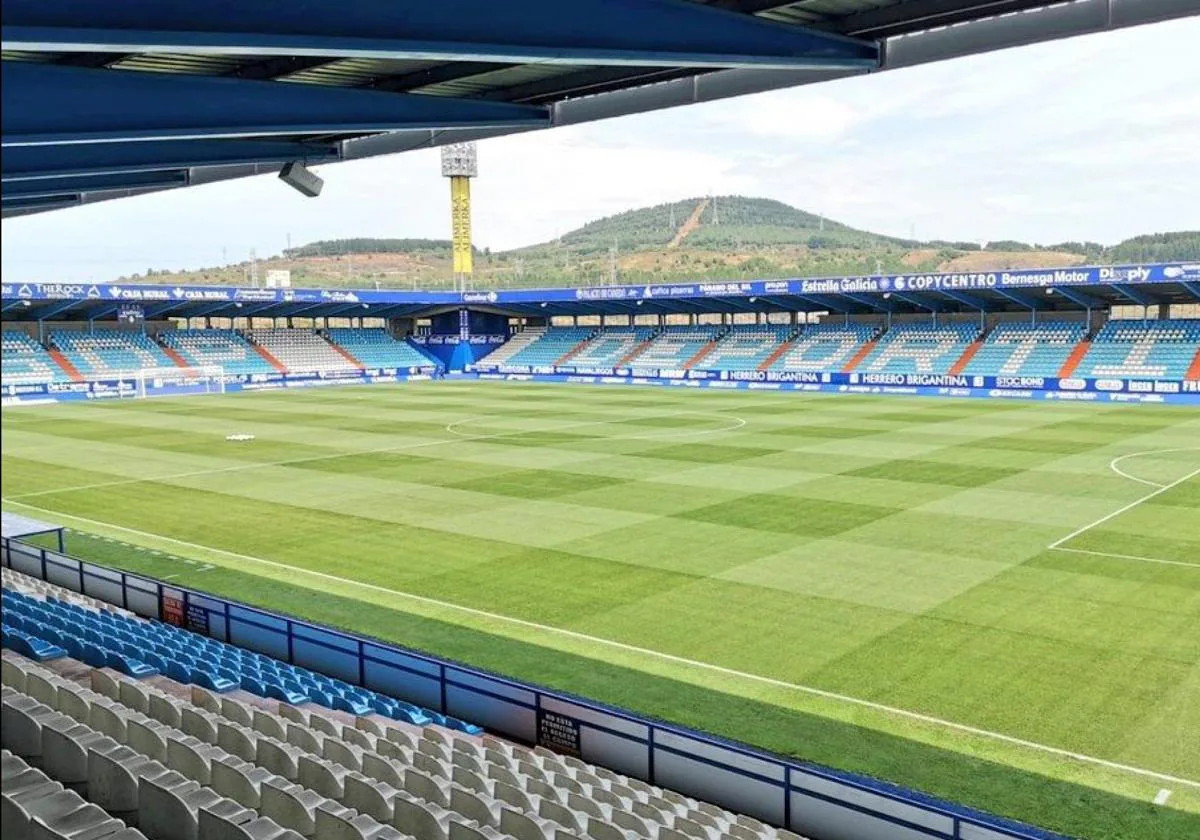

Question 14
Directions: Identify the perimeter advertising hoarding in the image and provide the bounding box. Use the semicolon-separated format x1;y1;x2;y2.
5;263;1196;306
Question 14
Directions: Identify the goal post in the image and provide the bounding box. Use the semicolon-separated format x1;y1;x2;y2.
132;365;226;399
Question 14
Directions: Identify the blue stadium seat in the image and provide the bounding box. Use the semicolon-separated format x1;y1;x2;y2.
1078;318;1200;379
627;326;723;369
503;327;596;367
961;321;1086;377
769;323;879;372
1;331;72;386
50;329;175;379
323;328;438;370
702;325;796;371
1;588;481;733
857;323;979;375
567;327;658;368
158;329;276;376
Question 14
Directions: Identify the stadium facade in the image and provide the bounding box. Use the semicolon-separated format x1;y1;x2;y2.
4;262;1200;405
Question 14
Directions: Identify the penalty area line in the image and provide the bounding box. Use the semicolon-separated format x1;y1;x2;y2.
1048;465;1200;552
3;498;1199;792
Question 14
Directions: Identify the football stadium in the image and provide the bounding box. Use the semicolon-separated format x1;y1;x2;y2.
2;4;1199;840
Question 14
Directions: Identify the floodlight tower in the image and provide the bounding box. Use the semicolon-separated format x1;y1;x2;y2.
441;142;478;291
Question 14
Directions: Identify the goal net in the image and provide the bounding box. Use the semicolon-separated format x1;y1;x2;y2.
130;365;226;399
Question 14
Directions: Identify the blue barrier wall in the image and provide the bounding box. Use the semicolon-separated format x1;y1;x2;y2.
1;536;1068;840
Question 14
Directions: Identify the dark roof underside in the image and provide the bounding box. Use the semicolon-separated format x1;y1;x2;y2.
1;0;1194;216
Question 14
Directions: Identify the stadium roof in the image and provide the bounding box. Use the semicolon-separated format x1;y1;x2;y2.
4;263;1199;321
3;0;1192;217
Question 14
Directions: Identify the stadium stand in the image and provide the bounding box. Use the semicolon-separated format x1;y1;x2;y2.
627;326;724;369
51;330;176;379
323;329;436;370
769;324;879;372
245;330;359;375
698;326;796;371
1;573;476;732
857;323;979;374
1077;318;1200;379
1;331;71;386
504;327;595;368
568;327;658;368
158;330;277;377
474;327;548;367
960;321;1088;377
2;565;810;840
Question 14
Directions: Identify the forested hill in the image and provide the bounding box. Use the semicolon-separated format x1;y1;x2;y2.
130;196;1198;289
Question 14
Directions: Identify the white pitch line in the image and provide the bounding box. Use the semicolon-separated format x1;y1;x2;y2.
1154;788;1172;805
4;498;1199;792
1109;448;1200;489
4;406;751;501
1048;466;1200;551
444;412;747;441
1049;546;1200;570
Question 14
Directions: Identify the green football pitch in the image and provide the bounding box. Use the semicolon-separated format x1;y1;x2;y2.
2;381;1198;840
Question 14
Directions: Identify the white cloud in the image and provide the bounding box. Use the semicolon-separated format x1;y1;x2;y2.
3;17;1199;283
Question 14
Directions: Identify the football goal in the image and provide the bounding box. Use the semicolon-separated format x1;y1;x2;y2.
130;365;226;399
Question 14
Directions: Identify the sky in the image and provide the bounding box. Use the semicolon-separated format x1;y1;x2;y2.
3;17;1198;284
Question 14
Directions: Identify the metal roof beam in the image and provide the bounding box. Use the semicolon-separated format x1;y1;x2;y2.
797;293;852;313
3;0;879;69
226;56;338;81
83;303;122;320
1051;286;1103;309
1182;281;1200;303
994;288;1040;310
890;292;942;312
0;193;80;213
842;292;892;312
188;301;240;318
1112;283;1156;307
3;138;340;181
35;299;82;320
141;301;179;319
1;62;549;146
370;61;513;93
2;169;188;199
938;289;989;310
824;0;1057;39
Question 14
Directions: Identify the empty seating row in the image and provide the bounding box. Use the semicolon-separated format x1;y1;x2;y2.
504;327;595;367
158;330;276;376
3;748;147;839
858;323;978;374
628;327;723;369
322;329;434;370
3;648;805;840
699;326;794;371
771;324;879;372
2;567;807;840
476;327;547;367
2;566;135;620
244;330;358;375
568;328;658;368
51;331;174;379
961;321;1087;378
1;588;479;734
1;331;72;386
1079;319;1200;379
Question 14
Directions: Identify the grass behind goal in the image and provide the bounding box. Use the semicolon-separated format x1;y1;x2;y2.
2;381;1198;840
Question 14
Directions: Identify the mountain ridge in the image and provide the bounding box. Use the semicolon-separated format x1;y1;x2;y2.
128;196;1200;290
